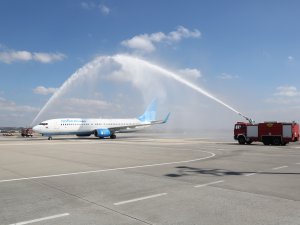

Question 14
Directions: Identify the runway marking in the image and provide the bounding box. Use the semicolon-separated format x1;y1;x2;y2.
0;151;216;184
0;141;105;146
114;193;167;206
0;139;231;147
296;163;300;165
194;180;224;188
272;166;288;170
245;173;257;177
8;213;69;225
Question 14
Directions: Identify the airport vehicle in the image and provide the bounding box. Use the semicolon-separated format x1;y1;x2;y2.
21;128;33;137
2;132;13;136
33;100;170;140
234;121;299;145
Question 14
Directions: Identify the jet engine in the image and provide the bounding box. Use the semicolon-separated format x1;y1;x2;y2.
94;128;111;138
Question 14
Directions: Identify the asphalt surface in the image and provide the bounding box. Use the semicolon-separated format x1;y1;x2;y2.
0;134;300;225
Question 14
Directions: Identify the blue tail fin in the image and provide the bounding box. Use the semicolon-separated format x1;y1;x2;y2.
138;99;157;122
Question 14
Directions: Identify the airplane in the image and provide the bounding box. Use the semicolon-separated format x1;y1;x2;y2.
32;99;170;140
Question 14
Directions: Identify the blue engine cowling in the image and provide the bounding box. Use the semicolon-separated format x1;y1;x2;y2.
94;128;111;138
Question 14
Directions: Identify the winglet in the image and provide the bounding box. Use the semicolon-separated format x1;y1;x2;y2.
162;112;171;124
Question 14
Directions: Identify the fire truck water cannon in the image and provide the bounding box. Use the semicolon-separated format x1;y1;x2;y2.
237;112;255;124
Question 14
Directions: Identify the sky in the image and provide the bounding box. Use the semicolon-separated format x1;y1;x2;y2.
0;0;300;131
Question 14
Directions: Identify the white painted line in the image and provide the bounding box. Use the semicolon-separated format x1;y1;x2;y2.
114;193;167;206
0;141;104;146
272;166;288;170
8;213;69;225
0;150;216;184
194;180;224;188
296;163;300;165
245;173;257;177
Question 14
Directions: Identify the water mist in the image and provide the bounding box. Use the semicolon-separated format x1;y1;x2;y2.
31;54;252;126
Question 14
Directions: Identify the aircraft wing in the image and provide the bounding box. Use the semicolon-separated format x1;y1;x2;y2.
109;113;170;133
149;112;170;125
108;123;151;133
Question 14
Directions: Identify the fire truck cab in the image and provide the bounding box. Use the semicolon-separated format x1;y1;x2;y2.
234;121;299;146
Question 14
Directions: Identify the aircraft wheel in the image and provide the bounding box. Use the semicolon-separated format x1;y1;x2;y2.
48;136;52;140
110;134;116;139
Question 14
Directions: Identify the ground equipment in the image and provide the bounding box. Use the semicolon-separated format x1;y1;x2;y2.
234;121;299;145
21;128;33;137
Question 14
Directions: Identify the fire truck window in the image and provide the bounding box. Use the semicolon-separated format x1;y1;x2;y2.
235;125;241;129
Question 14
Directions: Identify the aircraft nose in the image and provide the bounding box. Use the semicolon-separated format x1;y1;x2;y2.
32;125;39;132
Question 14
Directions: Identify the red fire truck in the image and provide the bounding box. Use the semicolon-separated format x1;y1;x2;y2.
21;128;33;137
234;121;299;145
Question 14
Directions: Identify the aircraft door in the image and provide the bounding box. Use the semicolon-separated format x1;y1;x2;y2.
54;121;60;130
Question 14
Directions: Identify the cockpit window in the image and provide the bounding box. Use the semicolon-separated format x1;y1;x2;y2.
39;123;48;126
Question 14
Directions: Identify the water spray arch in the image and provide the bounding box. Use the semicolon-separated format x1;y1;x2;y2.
32;54;251;127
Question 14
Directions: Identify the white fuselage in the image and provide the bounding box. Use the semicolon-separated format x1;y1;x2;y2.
33;118;150;136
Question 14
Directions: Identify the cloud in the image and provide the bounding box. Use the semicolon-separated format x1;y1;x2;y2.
0;50;32;63
122;35;156;52
0;97;38;113
99;4;110;15
33;53;66;63
81;1;96;9
67;98;113;109
81;2;110;15
0;97;39;126
0;49;66;64
218;73;239;80
121;26;201;53
44;98;118;118
178;68;202;79
265;86;300;105
265;97;300;105
288;56;294;62
34;86;58;95
274;86;300;97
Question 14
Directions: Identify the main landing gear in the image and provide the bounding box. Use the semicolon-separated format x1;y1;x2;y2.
48;136;53;140
110;134;116;139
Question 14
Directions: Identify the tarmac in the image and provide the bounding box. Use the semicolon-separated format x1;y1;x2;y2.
0;134;300;225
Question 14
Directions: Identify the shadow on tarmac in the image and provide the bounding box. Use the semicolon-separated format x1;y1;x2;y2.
165;166;300;177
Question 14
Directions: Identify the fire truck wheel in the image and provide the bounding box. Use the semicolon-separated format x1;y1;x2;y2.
238;136;246;145
272;138;281;146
